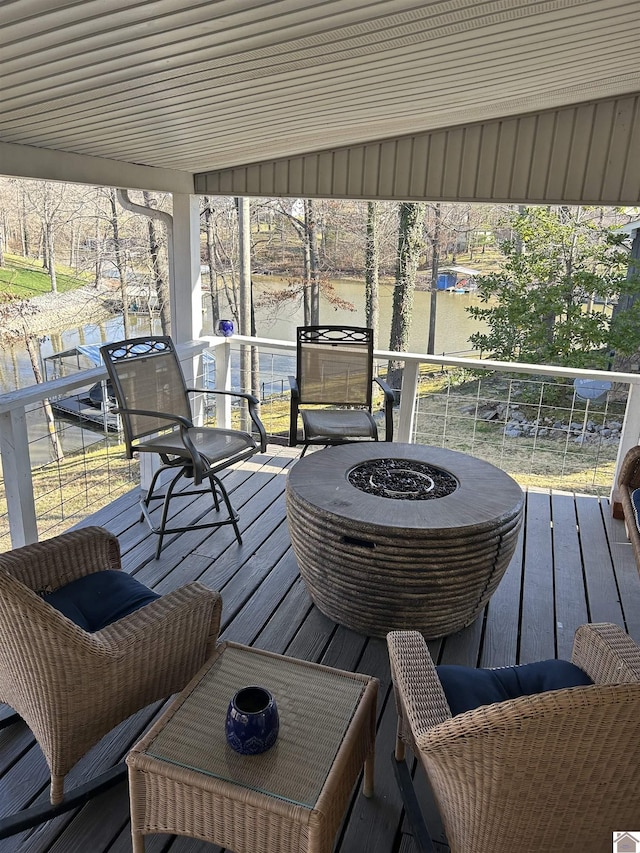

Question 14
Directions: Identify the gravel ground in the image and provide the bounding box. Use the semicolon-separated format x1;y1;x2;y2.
1;285;117;339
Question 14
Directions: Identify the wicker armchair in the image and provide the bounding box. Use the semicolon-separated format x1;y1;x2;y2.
0;526;221;833
387;624;640;853
617;444;640;570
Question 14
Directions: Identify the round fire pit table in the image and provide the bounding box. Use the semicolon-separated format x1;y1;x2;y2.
286;443;524;639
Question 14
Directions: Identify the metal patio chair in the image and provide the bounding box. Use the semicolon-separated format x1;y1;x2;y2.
101;336;266;558
0;526;221;838
387;623;640;853
288;325;394;455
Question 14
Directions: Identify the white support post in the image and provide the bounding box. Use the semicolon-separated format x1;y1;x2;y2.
216;340;233;429
171;193;202;344
0;408;38;547
611;380;640;499
396;361;420;443
139;453;159;493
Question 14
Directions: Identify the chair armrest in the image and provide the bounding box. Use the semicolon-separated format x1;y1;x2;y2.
617;445;640;489
288;376;300;446
97;582;221;657
0;526;121;592
187;387;267;452
6;583;223;782
571;622;640;683
374;376;395;442
387;631;452;755
188;387;257;404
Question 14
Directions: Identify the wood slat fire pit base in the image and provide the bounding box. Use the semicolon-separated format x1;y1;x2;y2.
286;443;524;639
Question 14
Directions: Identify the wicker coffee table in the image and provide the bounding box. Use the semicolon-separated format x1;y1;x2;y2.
286;443;524;639
126;642;378;853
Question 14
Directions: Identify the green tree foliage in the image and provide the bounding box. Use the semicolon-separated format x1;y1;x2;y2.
467;206;640;368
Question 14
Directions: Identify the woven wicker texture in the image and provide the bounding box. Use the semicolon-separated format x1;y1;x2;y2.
287;443;524;638
0;526;221;805
387;623;640;853
127;642;378;853
148;644;365;806
617;444;640;574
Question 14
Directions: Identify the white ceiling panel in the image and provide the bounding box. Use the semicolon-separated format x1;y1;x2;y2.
1;0;639;200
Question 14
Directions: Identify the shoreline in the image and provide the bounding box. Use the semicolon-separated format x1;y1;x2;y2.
0;286;117;342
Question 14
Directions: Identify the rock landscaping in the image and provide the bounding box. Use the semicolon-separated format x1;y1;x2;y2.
459;401;622;445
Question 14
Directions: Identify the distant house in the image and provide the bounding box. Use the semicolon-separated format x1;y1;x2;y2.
615;832;639;852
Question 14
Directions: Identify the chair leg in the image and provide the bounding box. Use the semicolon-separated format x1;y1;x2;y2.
391;752;437;853
209;477;221;512
140;463;242;557
211;473;242;545
0;764;127;840
138;467;185;558
141;464;169;512
154;469;186;558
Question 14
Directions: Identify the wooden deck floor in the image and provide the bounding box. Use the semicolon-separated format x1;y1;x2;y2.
2;443;640;853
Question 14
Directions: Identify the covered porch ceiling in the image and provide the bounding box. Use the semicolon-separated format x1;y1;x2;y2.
2;0;640;203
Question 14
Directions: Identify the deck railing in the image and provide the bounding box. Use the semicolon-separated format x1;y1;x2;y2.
1;333;639;550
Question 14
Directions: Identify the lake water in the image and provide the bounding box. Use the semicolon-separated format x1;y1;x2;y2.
0;277;486;393
248;275;483;355
0;277;487;463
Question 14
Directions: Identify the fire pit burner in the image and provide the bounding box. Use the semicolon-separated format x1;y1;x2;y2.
348;458;458;500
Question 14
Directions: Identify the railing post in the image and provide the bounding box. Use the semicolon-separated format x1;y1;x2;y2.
396;361;420;443
0;408;38;547
216;339;233;429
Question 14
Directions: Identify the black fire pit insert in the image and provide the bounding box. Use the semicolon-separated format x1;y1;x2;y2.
348;458;458;500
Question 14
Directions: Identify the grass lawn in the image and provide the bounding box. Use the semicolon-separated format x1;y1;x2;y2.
0;253;89;299
454;248;504;274
411;368;623;495
245;365;621;496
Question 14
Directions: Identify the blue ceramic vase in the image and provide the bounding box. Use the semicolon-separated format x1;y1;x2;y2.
225;686;279;755
217;319;235;337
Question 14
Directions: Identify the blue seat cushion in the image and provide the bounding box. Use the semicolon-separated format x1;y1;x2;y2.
436;659;594;717
44;570;160;632
631;488;640;531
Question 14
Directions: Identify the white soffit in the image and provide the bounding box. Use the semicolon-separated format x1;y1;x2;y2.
1;0;640;198
195;96;640;204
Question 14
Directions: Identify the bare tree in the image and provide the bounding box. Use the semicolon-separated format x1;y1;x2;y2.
202;196;220;328
304;199;320;324
426;203;441;354
0;293;63;461
388;202;426;395
106;188;130;337
142;191;170;334
365;201;380;349
21;181;84;293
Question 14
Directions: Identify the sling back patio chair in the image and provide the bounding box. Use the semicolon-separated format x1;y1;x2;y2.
0;526;221;838
101;336;267;558
387;623;640;853
288;325;394;455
